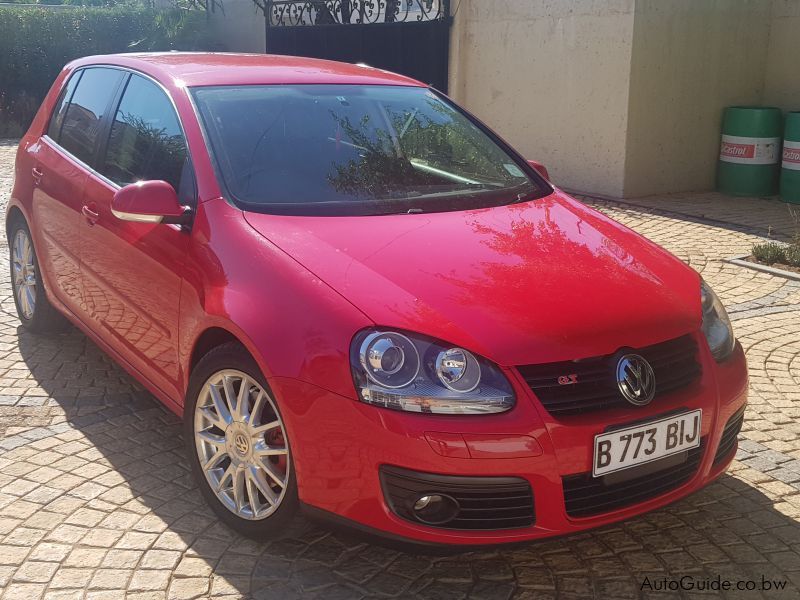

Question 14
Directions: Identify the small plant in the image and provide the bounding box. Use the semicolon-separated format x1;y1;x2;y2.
785;244;800;267
752;242;787;265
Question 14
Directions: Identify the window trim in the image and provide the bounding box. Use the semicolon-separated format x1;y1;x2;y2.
94;71;131;173
47;69;83;144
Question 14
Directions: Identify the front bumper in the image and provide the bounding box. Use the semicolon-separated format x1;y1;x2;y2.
272;339;748;546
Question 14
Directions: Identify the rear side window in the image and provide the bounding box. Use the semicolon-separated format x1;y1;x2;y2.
59;67;124;165
46;71;82;142
101;74;188;192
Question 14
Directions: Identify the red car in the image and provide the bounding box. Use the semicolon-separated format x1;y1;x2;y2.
8;53;747;546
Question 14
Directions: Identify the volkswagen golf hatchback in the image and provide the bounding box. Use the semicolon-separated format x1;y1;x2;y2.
8;53;748;546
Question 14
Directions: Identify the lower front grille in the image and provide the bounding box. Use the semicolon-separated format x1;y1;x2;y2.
562;441;705;518
380;465;535;530
714;405;746;465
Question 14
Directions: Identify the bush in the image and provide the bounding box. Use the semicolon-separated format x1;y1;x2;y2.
785;244;800;267
0;5;219;136
752;242;787;265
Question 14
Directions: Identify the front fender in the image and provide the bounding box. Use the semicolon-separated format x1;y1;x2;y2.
178;198;372;408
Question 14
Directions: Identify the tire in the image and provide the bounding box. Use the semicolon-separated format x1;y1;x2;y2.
8;217;68;333
184;342;299;540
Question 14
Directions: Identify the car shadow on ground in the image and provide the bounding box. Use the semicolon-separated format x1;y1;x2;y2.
5;320;799;598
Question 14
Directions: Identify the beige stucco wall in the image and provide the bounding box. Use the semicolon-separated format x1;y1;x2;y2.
448;0;792;198
622;0;772;197
208;0;266;53
448;0;636;198
764;1;800;111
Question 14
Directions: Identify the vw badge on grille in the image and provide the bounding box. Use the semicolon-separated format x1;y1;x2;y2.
616;354;656;406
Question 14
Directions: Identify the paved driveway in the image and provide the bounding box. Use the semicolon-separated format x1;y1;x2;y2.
1;139;800;599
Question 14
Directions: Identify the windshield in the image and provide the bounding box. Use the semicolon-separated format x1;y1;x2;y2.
192;84;549;216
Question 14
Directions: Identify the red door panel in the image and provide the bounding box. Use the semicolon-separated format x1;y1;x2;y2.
80;172;188;402
28;138;87;316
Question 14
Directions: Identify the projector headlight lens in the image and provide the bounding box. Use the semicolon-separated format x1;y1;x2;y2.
351;329;514;415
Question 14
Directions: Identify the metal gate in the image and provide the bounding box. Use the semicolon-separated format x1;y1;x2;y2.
262;1;452;92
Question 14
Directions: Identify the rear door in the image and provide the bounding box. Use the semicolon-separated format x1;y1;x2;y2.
79;72;194;401
29;67;124;317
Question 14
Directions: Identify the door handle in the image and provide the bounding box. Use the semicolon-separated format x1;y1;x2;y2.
31;167;43;185
81;204;100;225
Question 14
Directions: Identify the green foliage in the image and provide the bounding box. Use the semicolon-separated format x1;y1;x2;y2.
0;5;218;136
752;242;787;265
784;243;800;267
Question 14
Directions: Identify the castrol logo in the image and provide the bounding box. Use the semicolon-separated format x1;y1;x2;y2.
783;141;800;171
720;135;780;165
785;148;800;163
721;142;754;159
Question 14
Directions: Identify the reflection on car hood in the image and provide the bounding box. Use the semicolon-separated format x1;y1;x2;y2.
243;190;701;366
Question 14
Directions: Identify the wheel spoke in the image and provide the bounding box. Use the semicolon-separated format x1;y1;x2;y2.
200;406;225;430
208;383;232;425
222;376;239;420
255;456;286;489
235;375;251;421
198;429;226;449
254;441;288;457
19;285;30;317
245;471;260;515
24;286;35;314
216;463;235;493
232;467;245;511
249;389;266;426
22;238;32;266
252;419;281;436
202;447;226;471
248;465;279;505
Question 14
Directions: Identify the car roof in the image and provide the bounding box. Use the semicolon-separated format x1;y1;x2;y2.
68;52;426;89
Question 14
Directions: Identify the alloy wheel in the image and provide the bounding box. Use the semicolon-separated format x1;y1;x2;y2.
194;370;290;520
12;229;36;320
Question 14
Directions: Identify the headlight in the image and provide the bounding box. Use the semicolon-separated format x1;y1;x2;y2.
350;329;515;415
701;280;735;362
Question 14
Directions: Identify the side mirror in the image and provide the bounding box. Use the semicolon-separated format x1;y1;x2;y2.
111;180;189;225
527;160;550;182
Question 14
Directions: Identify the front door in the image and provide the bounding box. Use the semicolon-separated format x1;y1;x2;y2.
79;73;194;402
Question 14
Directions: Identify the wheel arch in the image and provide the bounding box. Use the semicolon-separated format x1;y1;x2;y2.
6;205;26;237
188;326;248;376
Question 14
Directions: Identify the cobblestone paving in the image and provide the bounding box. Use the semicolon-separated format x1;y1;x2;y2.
580;192;799;242
1;139;800;599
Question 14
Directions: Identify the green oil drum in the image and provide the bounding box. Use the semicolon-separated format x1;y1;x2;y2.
780;112;800;204
717;106;782;196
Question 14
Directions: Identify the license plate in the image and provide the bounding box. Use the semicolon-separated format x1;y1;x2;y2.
593;410;702;477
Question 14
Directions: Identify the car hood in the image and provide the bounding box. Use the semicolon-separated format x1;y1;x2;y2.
244;190;701;366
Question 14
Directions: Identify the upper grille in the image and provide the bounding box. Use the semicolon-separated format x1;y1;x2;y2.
562;441;705;518
380;465;535;530
517;335;701;417
714;405;746;465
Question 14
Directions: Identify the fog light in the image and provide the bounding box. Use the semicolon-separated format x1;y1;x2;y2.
411;493;459;525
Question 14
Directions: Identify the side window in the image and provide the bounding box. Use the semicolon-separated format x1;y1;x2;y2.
60;67;124;165
46;70;82;142
101;74;188;194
